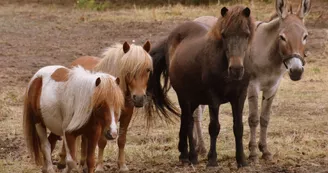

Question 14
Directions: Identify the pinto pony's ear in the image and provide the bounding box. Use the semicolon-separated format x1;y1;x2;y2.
276;0;288;19
115;77;120;85
298;0;311;19
95;77;101;87
143;41;151;53
123;42;130;53
221;7;229;17
242;7;251;17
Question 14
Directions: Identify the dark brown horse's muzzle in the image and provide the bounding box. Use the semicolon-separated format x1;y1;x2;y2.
229;66;244;80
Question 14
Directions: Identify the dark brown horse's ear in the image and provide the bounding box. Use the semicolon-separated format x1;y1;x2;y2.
95;77;101;87
115;77;120;85
221;7;228;17
123;42;130;53
242;7;251;17
143;40;151;53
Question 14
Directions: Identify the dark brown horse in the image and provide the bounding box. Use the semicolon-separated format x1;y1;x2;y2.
146;5;255;167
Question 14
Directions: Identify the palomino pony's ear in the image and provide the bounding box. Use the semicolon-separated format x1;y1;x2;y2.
123;42;130;53
115;77;120;85
143;41;151;53
276;0;288;19
221;7;228;17
297;0;311;19
95;77;101;87
242;7;251;17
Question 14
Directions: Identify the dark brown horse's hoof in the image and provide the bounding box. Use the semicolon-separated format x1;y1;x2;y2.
206;160;218;167
57;163;66;169
237;161;248;168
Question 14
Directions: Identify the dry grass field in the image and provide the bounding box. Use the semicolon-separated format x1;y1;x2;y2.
0;0;328;172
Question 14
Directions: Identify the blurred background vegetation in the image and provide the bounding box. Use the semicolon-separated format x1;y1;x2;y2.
5;0;273;10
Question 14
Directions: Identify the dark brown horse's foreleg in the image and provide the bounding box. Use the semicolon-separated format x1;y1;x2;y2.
95;136;107;172
231;96;247;167
117;107;133;172
87;125;102;173
207;105;220;167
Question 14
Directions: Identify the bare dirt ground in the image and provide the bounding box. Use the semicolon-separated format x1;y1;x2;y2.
0;1;328;173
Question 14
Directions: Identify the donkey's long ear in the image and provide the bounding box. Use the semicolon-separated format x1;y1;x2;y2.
123;42;130;53
143;41;151;53
276;0;288;19
221;7;228;17
95;77;101;87
298;0;311;19
115;77;120;85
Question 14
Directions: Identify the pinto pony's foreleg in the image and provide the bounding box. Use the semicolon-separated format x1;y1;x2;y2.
247;82;260;162
117;107;133;172
259;87;278;161
57;142;67;169
192;105;207;156
86;125;102;173
95;136;107;173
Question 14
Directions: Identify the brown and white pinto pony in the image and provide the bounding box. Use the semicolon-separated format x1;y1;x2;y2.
193;0;311;162
53;42;153;172
23;65;124;173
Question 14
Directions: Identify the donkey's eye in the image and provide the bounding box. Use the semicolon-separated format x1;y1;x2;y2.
280;35;286;42
303;35;308;41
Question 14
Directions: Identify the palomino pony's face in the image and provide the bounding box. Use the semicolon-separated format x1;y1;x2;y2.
219;6;253;80
276;0;311;81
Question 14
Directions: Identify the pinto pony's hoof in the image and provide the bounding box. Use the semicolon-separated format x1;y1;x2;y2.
118;164;129;173
95;164;104;173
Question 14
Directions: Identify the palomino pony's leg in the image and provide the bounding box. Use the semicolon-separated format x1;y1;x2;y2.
231;96;247;167
117;107;134;172
248;82;260;162
95;136;107;173
207;105;220;167
193;105;207;156
35;124;55;173
259;86;278;161
63;133;78;173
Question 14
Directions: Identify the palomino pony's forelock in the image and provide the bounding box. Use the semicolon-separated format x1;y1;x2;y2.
95;43;153;94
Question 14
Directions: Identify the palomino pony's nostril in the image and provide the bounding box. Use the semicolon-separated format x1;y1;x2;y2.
132;95;137;100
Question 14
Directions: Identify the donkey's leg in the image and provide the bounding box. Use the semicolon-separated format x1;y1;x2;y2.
117;107;133;172
57;142;67;169
63;133;78;173
207;105;220;167
86;125;102;173
35;124;55;173
231;95;247;167
259;87;278;161
95;136;107;173
247;82;260;162
193;105;207;156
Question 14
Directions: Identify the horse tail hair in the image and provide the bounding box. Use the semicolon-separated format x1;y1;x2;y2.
145;38;180;125
23;77;43;165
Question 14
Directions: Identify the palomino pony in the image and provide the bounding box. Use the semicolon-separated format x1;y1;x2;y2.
23;65;124;173
192;0;311;162
146;5;255;167
55;41;152;172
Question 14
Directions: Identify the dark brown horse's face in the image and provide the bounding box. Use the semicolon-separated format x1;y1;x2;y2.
127;68;151;107
276;0;311;81
219;6;253;80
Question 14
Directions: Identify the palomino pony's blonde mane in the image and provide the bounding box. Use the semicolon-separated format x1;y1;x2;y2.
65;66;124;132
94;43;153;93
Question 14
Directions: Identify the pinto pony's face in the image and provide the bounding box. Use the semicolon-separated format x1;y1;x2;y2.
217;6;254;80
276;0;311;81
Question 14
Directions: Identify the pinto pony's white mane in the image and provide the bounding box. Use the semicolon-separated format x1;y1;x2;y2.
94;43;153;93
63;66;124;132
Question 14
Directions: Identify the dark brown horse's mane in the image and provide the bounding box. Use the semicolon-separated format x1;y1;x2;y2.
209;5;255;43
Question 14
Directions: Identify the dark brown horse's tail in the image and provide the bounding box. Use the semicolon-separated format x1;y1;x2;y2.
23;78;43;165
146;38;180;124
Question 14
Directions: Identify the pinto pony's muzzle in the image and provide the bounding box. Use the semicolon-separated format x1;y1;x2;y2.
283;54;305;81
105;128;118;140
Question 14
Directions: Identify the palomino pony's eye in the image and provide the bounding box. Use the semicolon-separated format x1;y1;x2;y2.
146;68;151;73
